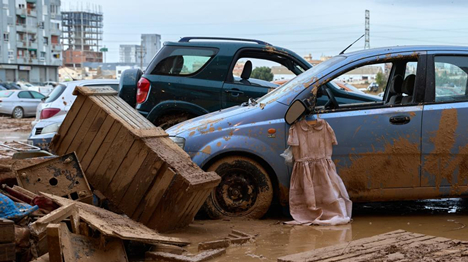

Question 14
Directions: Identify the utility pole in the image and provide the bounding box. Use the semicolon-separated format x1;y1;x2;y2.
365;10;370;49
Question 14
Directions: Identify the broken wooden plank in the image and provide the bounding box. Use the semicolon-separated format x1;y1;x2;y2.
41;193;189;246
48;223;128;262
151;243;187;255
0;219;15;243
30;203;77;237
277;230;468;262
198;239;230;251
146;249;226;262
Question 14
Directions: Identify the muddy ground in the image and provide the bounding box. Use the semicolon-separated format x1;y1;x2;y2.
1;118;468;261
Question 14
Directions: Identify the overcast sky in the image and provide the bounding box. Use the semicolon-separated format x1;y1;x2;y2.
61;0;468;63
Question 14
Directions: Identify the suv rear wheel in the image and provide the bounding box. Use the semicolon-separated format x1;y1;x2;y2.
203;156;273;219
155;112;195;129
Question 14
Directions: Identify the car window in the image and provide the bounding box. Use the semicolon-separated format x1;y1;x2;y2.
149;46;218;76
316;62;392;107
231;58;294;88
434;56;468;102
18;91;33;98
45;84;67;103
0;91;13;97
30;91;45;99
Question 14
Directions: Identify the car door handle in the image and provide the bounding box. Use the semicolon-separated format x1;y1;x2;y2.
225;89;244;97
389;115;411;125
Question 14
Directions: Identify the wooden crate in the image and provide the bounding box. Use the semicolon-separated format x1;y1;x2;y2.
49;86;220;232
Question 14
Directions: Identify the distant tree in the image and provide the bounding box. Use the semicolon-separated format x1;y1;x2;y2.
375;72;387;91
251;66;274;81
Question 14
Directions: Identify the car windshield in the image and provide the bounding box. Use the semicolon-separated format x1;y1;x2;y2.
45;84;67;103
0;91;14;97
257;56;347;104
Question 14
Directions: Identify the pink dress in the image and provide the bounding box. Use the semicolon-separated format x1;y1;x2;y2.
286;119;352;225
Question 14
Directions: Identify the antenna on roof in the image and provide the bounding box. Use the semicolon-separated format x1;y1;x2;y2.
339;34;365;55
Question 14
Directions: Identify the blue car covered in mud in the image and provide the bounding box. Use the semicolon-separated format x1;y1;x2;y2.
167;46;468;219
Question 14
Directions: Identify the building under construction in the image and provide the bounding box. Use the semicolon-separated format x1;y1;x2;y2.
61;6;103;68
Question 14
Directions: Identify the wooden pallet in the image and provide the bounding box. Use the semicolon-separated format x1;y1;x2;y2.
49;86;220;232
278;230;468;262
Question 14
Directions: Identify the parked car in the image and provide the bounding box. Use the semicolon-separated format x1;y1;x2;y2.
0;82;21;90
0;90;45;118
367;82;379;92
167;45;468;219
119;37;311;129
29;79;120;148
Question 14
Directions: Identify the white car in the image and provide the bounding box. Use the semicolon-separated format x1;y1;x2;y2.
32;79;119;126
29;79;119;148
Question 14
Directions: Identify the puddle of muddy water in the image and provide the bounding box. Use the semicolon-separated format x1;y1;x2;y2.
165;199;468;261
0;130;30;143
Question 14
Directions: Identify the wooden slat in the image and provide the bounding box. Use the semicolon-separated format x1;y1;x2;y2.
105;141;149;204
49;95;85;154
85;122;122;181
75;108;108;160
134;165;175;224
79;115;115;171
117;154;163;217
92;128;136;191
112;97;154;129
97;96;140;129
73;85;118;96
65;104;101;154
100;95;145;129
55;98;94;155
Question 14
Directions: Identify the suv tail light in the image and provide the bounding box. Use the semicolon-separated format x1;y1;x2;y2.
136;77;150;104
40;108;60;119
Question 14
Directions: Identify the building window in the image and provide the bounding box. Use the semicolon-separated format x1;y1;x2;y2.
3;33;8;41
40;51;46;61
8;50;13;59
43;37;48;45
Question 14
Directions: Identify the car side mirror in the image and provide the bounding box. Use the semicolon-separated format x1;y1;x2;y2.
285;100;307;125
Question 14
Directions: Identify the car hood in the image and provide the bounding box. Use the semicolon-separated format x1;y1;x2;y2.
167;101;285;137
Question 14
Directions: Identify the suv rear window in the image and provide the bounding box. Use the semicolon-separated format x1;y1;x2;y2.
45;84;66;103
148;46;218;76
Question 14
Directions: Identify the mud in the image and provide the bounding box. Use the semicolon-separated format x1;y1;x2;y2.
166;199;468;261
340;137;420;194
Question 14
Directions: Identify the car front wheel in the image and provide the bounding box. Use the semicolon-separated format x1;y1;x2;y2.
12;107;24;119
203;156;273;219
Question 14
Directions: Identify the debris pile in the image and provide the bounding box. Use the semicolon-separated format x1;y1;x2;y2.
49;86;220;232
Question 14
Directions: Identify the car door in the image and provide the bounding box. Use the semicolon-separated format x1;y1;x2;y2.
17;91;36;115
303;53;426;201
421;52;468;191
30;91;46;114
222;49;308;108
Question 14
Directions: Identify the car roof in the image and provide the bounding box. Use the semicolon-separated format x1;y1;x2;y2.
343;45;468;60
64;79;119;85
164;40;301;56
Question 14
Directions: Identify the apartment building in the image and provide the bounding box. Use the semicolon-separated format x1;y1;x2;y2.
0;0;62;82
141;34;161;67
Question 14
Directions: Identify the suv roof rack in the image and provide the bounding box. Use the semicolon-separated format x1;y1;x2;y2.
179;37;271;45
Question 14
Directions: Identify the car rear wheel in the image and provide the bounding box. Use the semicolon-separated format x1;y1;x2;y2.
203;156;273;219
12;107;24;119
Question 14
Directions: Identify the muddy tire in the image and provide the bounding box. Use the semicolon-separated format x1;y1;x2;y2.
154;112;194;129
203;156;273;219
12;107;24;119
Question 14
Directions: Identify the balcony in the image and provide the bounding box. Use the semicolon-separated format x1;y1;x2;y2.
28;42;38;49
16;24;26;32
16;8;26;16
30;58;38;64
16;40;27;48
16;57;27;64
51;44;62;51
27;9;37;17
50;27;60;36
50;59;63;66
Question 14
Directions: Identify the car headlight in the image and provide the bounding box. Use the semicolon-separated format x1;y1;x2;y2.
41;122;61;134
169;136;185;149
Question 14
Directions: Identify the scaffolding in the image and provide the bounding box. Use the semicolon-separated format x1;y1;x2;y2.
61;5;103;67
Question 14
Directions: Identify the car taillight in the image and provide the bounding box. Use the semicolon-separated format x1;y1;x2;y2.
136;77;150;104
40;108;60;119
